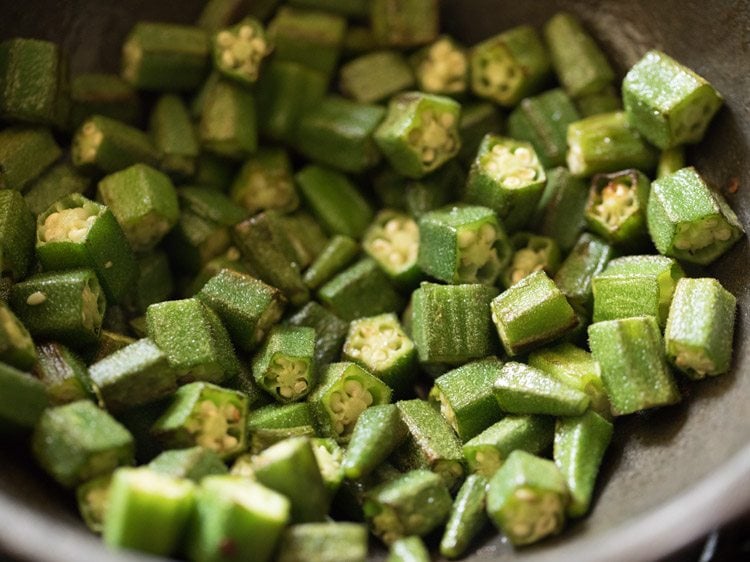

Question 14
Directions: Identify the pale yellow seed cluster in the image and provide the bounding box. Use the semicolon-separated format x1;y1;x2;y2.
25;291;47;306
186;400;242;453
328;379;374;436
42;207;98;244
216;24;268;81
484;145;539;188
475;46;519;98
472;447;503;477
367;216;419;271
506;487;564;544
121;40;143;84
407;110;458;166
674;345;715;376
593;180;636;227
74;122;104;164
419;38;467;94
674;217;733;251
508;247;547;285
457;223;499;283
266;355;309;400
347;319;405;369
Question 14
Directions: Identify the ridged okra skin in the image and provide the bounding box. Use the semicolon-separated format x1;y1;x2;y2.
230;148;299;215
199;78;258;160
411;36;468;96
252;326;316;403
149;94;199;179
501;231;561;288
0;302;37;371
276;522;369;562
212;18;270;86
371;0;439;49
304;235;359;291
287;302;349;367
553;232;614;313
342;403;408;480
0;361;48;433
148;446;228;481
362;210;421;289
0;189;36;280
340;50;415;104
33;342;95;405
457;102;504;165
69;73;140;131
440;474;489;559
0;126;62;191
24;162;91;217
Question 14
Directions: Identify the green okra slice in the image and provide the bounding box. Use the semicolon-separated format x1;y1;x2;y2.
491;270;579;356
388;536;430;562
0;302;36;370
152;381;248;459
121;22;209;91
575;85;622;117
33;400;134;487
250;426;317;455
277;523;368;562
470;25;551;108
0;126;62;191
165;210;230;274
375;91;461;179
23;162;91;217
340;50;415;104
0;361;48;433
126;251;174;315
343;313;417;396
247;402;316;432
187;475;290;562
318;258;404;322
566;111;658;178
464;135;547;232
230;148;298;215
149;94;200;179
185;248;250;297
364;469;452;545
411;35;468;96
406;160;465;219
195;152;238;192
458;102;504;165
418;205;510;286
252;326;316;403
554;410;613;517
148;446;228;481
0;189;35;280
199;78;257;160
180;185;247;228
623;50;723;149
370;0;438;48
411;282;498;365
508;88;581;168
333;462;402;522
312;437;345;494
589;316;680;415
429;357;504;442
33;342;94;405
213;18;270;86
279;211;329;270
252;436;330;522
342;403;408;480
69;73;140;131
553;233;614;312
536;167;590;253
440;474;490;559
647;166;744;265
304;235;359;291
543;12;615;98
147;298;240;384
90;330;136;364
665;277;737;378
657;146;686;179
10;268;106;348
502;231;561;288
486;450;568;546
103;467;195;556
76;473;112;533
287;302;348;367
362;211;421;289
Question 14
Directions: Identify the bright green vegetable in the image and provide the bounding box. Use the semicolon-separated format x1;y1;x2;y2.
440;474;489;559
340;50;415;104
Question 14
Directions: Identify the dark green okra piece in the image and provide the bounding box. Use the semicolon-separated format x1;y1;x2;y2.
657;146;686;179
10;269;106;348
589;316;681;415
247;402;316;432
287;302;349;367
440;474;490;559
0;362;48;433
406;160;465;219
23;162;91;217
289;0;368;17
362;210;421;289
340;50;415;104
69;73;140;130
411;282;498;365
33;342;94;405
304;235;359;290
230;148;298;215
126;251;174;315
180;185;247;228
279;210;329;270
429;357;504;442
252;326;316;403
165;210;231;273
0;126;62;191
647;166;744;265
364;469;452;545
486;450;569;546
543;12;615;98
76;473;112;533
0;302;36;370
32;400;134;487
0;189;35;280
375;91;461;179
312;437;345;494
199;78;257;160
665;278;736;378
148;446;228;481
185;247;250;297
277;523;368;562
196;0;249;32
332;462;401;523
388;536;430;562
250;426;316;455
90;330;136;363
536;167;590;252
149;94;199;179
623;50;723;149
103;467;195;557
458;102;504;165
411;35;468;96
554;233;614;312
318;258;403;322
470;25;551;107
121;22;209;91
342;403;408;480
575;85;622;117
370;0;438;47
502;231;561;288
213;18;270;86
491;270;579;356
195;151;238;191
554;410;613;517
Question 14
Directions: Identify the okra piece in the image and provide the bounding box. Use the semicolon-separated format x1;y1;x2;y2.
657;146;686;179
250;426;316;455
554;233;614;312
146;298;240;383
90;330;136;363
0;189;35;280
502;232;561;288
0;126;62;191
508;88;581;168
470;25;551;107
589;316;681;415
197;268;286;353
0;362;48;433
0;302;36;370
458;102;504;165
554;410;613;517
103;467;195;556
279;211;329;270
362;210;421;289
71;115;160;174
247;402;316;432
304;235;359;291
665;278;737;379
187;475;290;562
185;248;250;297
0;38;68;126
295;96;385;174
10;269;105;348
195;152;238;192
363;469;452;544
289;0;369;17
230;148;298;215
287;301;349;367
464;135;547;232
199;78;257;160
76;473;112;533
592;255;684;327
623;50;723;149
486;450;568;546
196;0;248;32
388;536;430;562
23;162;91;217
543;12;615;98
343;313;417;395
371;0;438;47
342;403;408;480
312;437;345;493
491;270;579;356
252;436;330;522
318;258;403;322
121;22;209;91
566;111;658;177
375;91;461;179
536;167;590;252
440;474;490;559
148;446;228;481
430;357;504;442
340;50;415;104
575;85;622;117
126;251;174;315
411;282;498;365
252;326;316;403
152;381;248;459
180;186;247;228
647;166;744;265
411;35;468;96
213;18;270;86
33;342;94;405
69;73;140;130
149;94;200;179
32;400;134;487
277;523;368;562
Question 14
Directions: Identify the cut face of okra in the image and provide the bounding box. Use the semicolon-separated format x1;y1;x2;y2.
33;342;94;405
69;73;140;131
24;162;91;217
0;362;48;433
276;522;369;562
76;473;112;534
440;474;489;560
199;77;258;160
0;189;35;280
340;50;415;104
486;450;569;546
502;232;561;288
647;166;744;265
553;232;615;313
363;210;421;289
585;169;650;248
623;50;723;149
411;36;468;96
152;381;248;459
287;301;349;367
148;446;228;482
371;0;439;48
374;92;461;179
252;326;316;403
665;278;736;379
0;302;37;371
230;148;299;215
418;205;510;286
149;94;199;179
213;18;270;86
342;403;408;481
0;126;62;191
311;437;345;493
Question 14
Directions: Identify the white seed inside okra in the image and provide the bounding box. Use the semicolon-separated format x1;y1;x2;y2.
73;122;104;164
593;179;637;227
673;217;733;251
328;379;374;436
407;110;458;166
185;400;242;453
217;24;268;81
266;356;309;399
483;144;540;188
42;207;98;244
368;216;419;270
457;223;500;283
419;38;467;93
348;319;405;368
507;487;564;543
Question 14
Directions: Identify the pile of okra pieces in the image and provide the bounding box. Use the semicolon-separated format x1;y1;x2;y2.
0;0;743;560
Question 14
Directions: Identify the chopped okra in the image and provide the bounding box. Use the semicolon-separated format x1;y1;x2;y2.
501;232;561;288
371;0;439;48
252;326;316;403
411;36;468;95
0;362;49;433
342;403;408;481
0;188;36;280
33;342;95;405
340;50;415;104
0;302;37;370
276;522;369;562
363;210;422;289
0;126;62;191
213;18;270;86
440;474;489;559
230;148;299;215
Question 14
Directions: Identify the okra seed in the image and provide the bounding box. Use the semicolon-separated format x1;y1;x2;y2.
217;31;233;47
26;291;47;306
